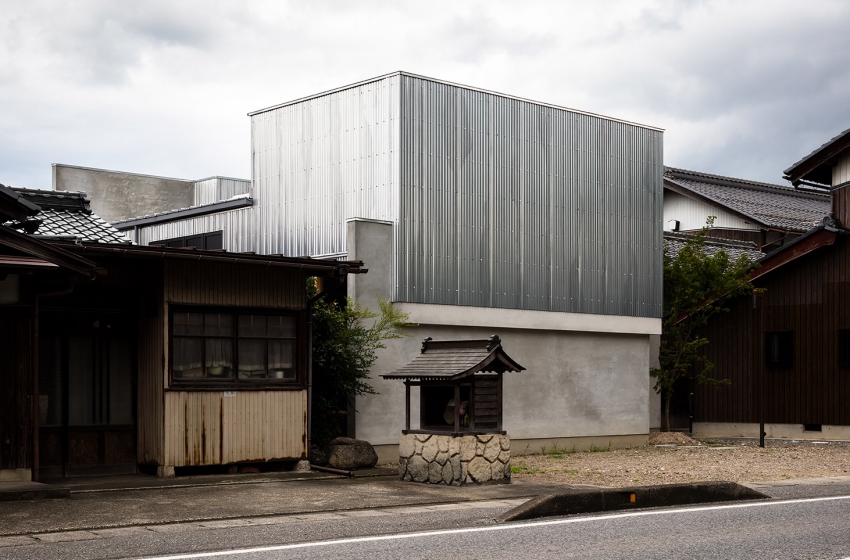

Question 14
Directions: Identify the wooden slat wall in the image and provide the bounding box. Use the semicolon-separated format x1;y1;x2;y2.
159;260;308;466
137;265;165;465
163;260;306;309
694;236;850;425
0;308;33;470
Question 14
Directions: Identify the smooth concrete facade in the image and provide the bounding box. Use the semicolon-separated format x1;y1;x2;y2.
693;422;850;441
348;219;660;452
53;164;194;224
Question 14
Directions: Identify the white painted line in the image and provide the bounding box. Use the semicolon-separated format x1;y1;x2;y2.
136;494;850;560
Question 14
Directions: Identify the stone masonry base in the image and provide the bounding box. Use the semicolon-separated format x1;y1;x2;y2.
398;433;510;485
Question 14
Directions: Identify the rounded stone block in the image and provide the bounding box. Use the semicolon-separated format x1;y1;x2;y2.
460;437;477;462
438;437;450;453
497;449;510;464
399;435;416;459
441;460;454;485
467;456;491;483
421;438;439;462
483;439;501;462
490;461;504;481
407;455;429;482
499;434;511;451
435;451;449;465
428;461;443;484
476;434;494;443
415;434;432;442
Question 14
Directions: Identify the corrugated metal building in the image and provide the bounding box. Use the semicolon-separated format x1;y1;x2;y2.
115;72;666;458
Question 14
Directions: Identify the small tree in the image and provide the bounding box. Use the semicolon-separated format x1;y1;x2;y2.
309;280;411;449
651;220;755;432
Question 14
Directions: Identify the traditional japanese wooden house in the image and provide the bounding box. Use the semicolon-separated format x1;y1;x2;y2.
0;185;364;481
689;128;850;440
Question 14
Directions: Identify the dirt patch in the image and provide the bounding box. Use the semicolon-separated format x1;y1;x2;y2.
510;440;850;487
648;432;700;446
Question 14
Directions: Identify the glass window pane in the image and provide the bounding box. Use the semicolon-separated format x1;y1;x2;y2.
238;315;266;337
205;338;233;379
204;313;233;336
268;340;295;380
238;339;267;379
174;312;203;336
267;316;296;338
173;338;203;378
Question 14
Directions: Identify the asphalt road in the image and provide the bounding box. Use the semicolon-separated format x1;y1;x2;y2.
4;481;850;560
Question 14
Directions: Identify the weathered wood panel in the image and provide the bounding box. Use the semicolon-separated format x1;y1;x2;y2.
164;260;306;309
834;184;850;230
164;391;306;466
693;235;850;426
137;265;165;465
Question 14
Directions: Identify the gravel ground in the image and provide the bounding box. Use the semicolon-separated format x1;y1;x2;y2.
510;437;850;487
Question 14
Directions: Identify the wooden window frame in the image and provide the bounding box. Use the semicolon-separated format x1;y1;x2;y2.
764;331;794;369
168;305;306;391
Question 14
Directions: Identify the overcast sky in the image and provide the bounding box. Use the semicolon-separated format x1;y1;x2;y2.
2;0;849;190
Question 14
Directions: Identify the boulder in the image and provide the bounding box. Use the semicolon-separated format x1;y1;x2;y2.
309;447;328;466
327;438;379;470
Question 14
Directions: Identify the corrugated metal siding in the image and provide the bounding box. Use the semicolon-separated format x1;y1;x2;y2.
834;153;850;186
663;191;757;232
138;207;256;253
250;74;401;257
194;177;252;206
164;391;306;466
396;75;663;317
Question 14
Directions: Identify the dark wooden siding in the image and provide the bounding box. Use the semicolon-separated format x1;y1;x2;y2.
0;307;33;470
693;235;850;425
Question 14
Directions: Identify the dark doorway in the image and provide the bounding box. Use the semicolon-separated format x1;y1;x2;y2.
39;310;136;477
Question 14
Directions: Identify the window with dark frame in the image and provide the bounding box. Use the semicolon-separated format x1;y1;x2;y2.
765;331;794;369
170;307;299;387
839;329;850;367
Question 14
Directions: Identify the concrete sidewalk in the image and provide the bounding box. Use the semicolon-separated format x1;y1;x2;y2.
0;470;584;537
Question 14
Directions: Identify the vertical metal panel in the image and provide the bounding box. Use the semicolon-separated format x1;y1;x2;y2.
397;75;664;318
137;207;256;253
193;177;252;206
250;75;401;257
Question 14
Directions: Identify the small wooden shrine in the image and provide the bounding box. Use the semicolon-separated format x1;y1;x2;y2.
381;335;525;435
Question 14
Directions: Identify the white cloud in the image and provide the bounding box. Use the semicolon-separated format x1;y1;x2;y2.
1;0;849;189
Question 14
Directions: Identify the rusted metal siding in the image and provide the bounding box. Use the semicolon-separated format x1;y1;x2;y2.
158;260;308;466
164;391;306;466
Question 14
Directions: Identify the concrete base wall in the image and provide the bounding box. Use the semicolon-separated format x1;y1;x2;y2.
693;422;850;441
0;468;32;482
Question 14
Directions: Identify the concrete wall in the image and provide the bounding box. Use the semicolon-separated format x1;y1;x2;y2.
53;164;194;224
348;220;658;456
649;334;662;431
